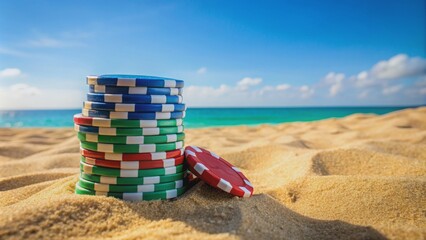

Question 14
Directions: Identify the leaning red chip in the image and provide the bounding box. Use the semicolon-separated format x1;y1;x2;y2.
184;146;253;197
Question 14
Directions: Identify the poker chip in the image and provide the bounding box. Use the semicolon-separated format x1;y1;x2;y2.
80;161;185;177
87;93;183;104
75;124;184;136
74;114;183;128
80;140;184;153
75;74;188;201
77;132;185;144
89;85;183;95
80;155;185;169
82;108;186;120
87;75;184;88
80;148;184;161
78;177;185;193
83;101;186;112
75;183;186;201
184;146;254;198
80;172;185;185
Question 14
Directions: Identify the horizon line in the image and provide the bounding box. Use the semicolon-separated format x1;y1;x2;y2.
0;105;424;111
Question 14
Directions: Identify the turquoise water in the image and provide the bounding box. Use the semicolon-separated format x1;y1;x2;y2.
0;107;419;128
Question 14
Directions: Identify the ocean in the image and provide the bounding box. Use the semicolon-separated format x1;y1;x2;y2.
0;106;419;128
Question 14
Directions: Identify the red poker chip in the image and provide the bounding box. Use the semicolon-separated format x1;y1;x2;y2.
74;114;93;126
82;155;184;169
80;148;183;161
184;146;253;198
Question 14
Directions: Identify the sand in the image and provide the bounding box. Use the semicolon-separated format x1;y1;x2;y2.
0;107;425;240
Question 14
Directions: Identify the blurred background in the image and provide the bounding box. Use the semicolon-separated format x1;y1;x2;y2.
0;0;425;127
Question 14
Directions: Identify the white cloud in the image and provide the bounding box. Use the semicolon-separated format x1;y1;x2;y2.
354;54;426;87
236;77;262;91
324;72;345;97
354;71;372;88
0;68;22;78
0;85;84;110
276;84;291;91
258;86;274;95
184;84;247;106
197;67;207;74
372;54;426;80
382;84;403;95
185;77;299;106
258;84;291;95
185;84;230;97
299;85;314;98
9;83;41;96
329;84;341;97
419;88;426;95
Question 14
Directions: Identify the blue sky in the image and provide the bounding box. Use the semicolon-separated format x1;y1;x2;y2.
0;0;425;109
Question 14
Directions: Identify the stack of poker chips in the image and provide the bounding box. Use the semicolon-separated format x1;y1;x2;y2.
73;74;187;201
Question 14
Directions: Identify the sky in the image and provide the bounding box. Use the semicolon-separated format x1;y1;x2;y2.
0;0;425;109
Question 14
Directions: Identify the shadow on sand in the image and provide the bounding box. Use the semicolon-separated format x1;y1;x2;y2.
124;182;386;240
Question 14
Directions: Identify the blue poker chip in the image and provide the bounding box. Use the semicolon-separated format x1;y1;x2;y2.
87;75;184;88
82;109;186;120
89;85;183;95
75;124;102;134
87;93;183;104
83;101;186;112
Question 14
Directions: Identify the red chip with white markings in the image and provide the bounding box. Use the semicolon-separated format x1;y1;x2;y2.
184;146;253;197
82;155;184;169
80;148;183;161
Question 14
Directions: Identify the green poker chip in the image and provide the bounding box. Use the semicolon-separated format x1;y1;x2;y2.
80;172;185;185
75;124;184;136
77;177;185;192
80;161;185;177
75;183;187;201
77;132;185;144
80;140;184;153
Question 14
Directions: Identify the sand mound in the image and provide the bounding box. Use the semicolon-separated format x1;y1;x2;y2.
311;147;426;176
1;107;425;239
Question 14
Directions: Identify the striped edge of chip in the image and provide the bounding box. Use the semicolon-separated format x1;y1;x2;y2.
73;113;184;128
81;155;185;169
184;146;253;198
79;147;184;161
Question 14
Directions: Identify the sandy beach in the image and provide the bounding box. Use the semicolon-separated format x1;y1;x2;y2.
0;107;425;240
